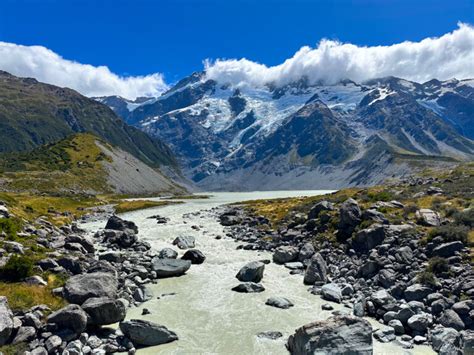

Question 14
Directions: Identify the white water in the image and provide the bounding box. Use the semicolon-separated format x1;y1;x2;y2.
82;191;434;355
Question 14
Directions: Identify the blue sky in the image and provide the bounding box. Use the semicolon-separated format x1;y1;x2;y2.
1;0;472;81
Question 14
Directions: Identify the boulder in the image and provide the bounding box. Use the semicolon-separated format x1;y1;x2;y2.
407;313;432;333
45;335;62;352
181;249;206;264
12;326;36;344
404;284;432;302
172;235;195;249
273;246;299;264
433;241;464;258
119;319;178;346
376;269;396;288
105;215;138;233
461;330;474;355
308;201;334;219
388;319;405;335
47;304;87;334
373;327;396;343
287;315;373;354
415;209;441;226
321;283;342;303
159;248;178;259
298;243;315;262
303;253;328;285
352;224;385;253
439;310;465;331
265;297;294;309
0;297;13;346
37;258;59;271
114;230;138;248
257;331;283;340
232;282;265;293
396;246;413;264
151;258;191;278
338;198;362;237
0;205;9;218
63;272;118;304
219;212;242;226
431;327;460;353
362;209;388;224
81;297;126;326
235;261;265;283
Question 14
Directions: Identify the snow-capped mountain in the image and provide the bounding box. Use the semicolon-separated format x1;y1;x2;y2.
100;74;474;190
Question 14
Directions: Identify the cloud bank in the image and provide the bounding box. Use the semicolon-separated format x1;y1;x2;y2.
205;23;474;87
0;42;168;99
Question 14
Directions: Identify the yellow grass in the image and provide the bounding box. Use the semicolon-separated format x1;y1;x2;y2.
114;200;181;214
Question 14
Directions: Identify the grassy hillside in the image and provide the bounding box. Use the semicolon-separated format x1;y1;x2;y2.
0;71;176;168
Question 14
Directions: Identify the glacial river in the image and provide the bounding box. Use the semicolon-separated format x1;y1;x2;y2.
82;191;434;355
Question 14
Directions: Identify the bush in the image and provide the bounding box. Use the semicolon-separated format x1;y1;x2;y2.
454;208;474;228
0;218;21;240
428;257;449;275
367;190;394;202
428;224;469;244
416;271;437;287
403;204;418;218
0;255;33;281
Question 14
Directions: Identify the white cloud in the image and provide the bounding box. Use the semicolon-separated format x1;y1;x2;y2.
0;42;168;99
204;23;474;88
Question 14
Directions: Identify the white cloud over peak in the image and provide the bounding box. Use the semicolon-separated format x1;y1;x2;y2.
0;42;168;99
204;23;474;87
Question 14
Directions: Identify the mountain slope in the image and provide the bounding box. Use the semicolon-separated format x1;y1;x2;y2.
99;74;474;190
0;71;176;169
0;133;185;195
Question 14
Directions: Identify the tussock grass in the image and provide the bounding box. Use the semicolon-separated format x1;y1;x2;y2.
114;200;181;214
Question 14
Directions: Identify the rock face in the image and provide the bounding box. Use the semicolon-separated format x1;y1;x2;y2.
181;249;206;264
172;235;195;249
81;297;126;326
303;253;328;285
47;305;88;334
105;215;138;233
287;315;373;355
151;258;191;278
273;246;299;264
235;261;265;283
119;319;178;346
63;272;118;304
0;297;13;346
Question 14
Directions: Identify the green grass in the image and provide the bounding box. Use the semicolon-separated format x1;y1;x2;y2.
114;199;181;214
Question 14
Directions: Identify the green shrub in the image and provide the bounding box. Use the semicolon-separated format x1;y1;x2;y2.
428;224;469;244
403;204;418;218
0;218;21;240
416;271;437;287
367;190;394;202
0;255;33;281
428;257;449;275
454;208;474;228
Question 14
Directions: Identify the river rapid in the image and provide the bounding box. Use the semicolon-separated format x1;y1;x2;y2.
81;191;434;355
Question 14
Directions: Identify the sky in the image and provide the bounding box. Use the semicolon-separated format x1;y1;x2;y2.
0;0;473;98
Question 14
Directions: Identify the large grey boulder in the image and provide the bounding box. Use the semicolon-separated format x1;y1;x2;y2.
303;253;328;285
407;313;432;333
404;284;432;302
431;327;461;353
105;215;138;233
0;297;13;346
81;297;126;326
298;243;315;262
415;209;441;226
287;315;373;354
119;319;178;346
321;283;342;303
181;249;206;264
232;282;265;293
308;201;334;219
12;326;36;344
439;310;465;331
338;198;361;237
172;235;195;249
433;241;464;257
235;261;265;283
63;272;118;304
47;304;87;334
352;224;385;253
273;246;299;264
151;258;191;278
265;297;294;309
159;248;178;259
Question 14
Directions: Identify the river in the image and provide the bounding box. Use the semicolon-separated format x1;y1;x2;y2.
82;191;434;355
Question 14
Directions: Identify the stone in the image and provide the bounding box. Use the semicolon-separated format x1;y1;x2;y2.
151;258;192;278
439;310;465;331
413;335;427;344
119;320;178;346
396;246;413;264
431;327;460;352
371;290;395;308
407;313;432;333
257;331;283;340
81;297;126;325
321;283;342;303
303;253;328;285
47;305;87;334
322;304;334;311
352;224;386;253
265;297;294;309
461;330;474;355
25;275;47;286
452;300;472;316
235;261;265;283
376;269;396;288
105;215;138;233
338;198;362;237
3;241;24;254
404;284;432;302
308;201;334;220
45;335;62;352
63;272;118;304
172;235;195;249
298;242;315;262
12;326;36;344
362;209;388;224
433;241;464;257
373;327;396;343
37;258;59;271
388;319;405;335
287;315;373;354
415;209;441;226
181;249;206;264
158;248;178;259
231;282;265;293
0;296;13;346
272;246;299;264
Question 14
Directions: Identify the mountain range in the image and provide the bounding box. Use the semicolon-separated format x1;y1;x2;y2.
98;73;474;190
